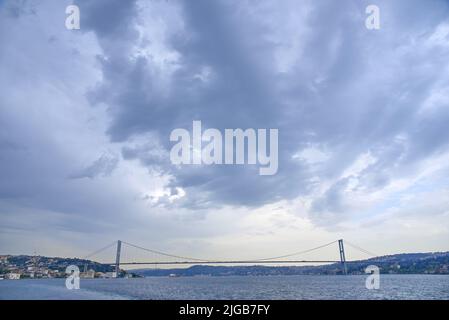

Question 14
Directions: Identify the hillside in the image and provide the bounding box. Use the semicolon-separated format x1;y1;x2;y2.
2;251;448;278
0;254;115;278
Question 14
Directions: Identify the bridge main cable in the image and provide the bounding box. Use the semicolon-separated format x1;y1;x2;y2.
253;240;339;261
121;241;216;262
82;241;118;260
344;240;378;258
118;240;340;264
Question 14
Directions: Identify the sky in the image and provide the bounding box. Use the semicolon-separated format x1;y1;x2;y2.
1;0;449;265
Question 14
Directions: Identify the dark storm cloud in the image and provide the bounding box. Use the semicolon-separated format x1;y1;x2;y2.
0;0;143;237
78;0;449;213
75;0;138;38
80;0;311;207
0;0;36;18
69;152;119;179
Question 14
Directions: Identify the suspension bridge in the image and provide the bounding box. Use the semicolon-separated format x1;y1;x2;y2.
82;239;379;276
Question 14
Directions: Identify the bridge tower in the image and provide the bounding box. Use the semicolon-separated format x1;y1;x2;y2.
115;240;122;278
338;239;347;275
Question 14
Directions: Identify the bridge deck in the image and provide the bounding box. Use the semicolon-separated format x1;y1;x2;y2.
105;260;342;265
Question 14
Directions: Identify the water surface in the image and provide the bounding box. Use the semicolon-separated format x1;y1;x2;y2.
1;275;448;300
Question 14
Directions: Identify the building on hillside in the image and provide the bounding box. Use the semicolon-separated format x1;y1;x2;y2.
6;273;21;280
80;269;95;279
104;272;117;278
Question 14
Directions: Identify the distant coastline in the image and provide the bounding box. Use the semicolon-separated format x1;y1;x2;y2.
1;251;448;279
0;255;134;280
133;251;449;277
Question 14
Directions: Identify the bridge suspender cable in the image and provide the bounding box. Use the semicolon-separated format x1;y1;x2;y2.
82;241;117;260
343;240;378;258
254;240;339;261
84;239;380;266
120;240;340;262
121;241;216;262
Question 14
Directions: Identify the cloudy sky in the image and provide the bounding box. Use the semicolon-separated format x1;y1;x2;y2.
1;0;449;264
